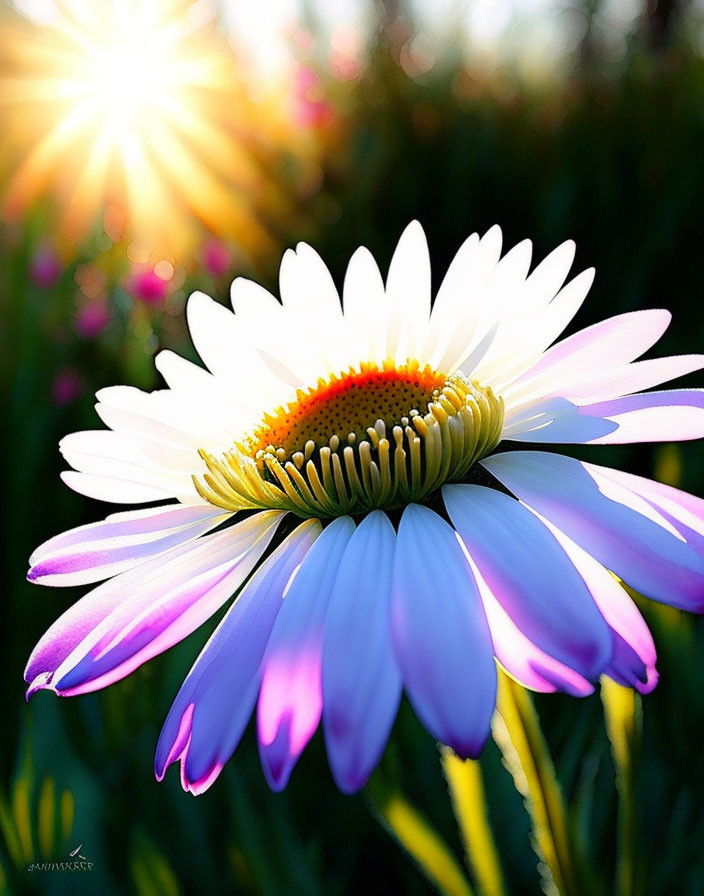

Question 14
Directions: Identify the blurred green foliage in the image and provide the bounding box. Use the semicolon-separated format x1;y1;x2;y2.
3;1;704;893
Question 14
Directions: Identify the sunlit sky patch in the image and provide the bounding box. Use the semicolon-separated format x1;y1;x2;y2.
14;0;647;77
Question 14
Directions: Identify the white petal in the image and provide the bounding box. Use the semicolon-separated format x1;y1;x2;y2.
520;240;576;313
279;242;342;320
60;430;198;496
154;350;214;393
61;471;178;504
343;245;389;365
385;221;431;363
186;291;285;401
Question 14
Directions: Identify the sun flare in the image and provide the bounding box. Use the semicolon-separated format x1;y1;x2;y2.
0;0;278;257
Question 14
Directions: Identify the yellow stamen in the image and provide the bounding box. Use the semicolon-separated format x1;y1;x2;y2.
194;363;504;519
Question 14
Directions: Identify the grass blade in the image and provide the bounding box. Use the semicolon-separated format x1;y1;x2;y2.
367;772;476;896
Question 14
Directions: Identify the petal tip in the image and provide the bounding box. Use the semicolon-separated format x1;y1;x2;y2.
25;672;54;700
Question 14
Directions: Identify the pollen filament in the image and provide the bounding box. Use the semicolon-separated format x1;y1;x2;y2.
194;365;504;519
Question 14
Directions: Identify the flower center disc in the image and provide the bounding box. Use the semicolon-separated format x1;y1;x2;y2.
251;361;446;459
195;362;504;519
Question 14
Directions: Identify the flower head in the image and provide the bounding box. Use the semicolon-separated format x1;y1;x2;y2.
25;222;704;793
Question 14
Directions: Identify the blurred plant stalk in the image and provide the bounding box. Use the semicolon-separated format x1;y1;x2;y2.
601;677;643;896
440;748;507;896
492;670;584;896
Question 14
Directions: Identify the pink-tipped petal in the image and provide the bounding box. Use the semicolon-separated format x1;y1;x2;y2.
504;389;704;445
25;512;283;697
391;505;496;759
322;511;401;793
155;520;321;793
257;516;355;791
540;519;658;692
468;562;594;696
591;466;704;555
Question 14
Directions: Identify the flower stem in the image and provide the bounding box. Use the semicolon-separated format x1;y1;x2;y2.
492;669;580;896
601;676;642;896
440;747;508;896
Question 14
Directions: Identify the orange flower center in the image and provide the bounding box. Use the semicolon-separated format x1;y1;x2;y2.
248;360;445;459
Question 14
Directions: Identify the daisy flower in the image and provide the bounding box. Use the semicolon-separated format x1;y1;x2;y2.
25;222;704;794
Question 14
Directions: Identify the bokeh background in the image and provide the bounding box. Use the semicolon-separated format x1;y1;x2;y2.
3;0;704;893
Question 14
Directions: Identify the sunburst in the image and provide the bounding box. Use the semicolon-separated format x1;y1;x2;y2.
0;0;282;259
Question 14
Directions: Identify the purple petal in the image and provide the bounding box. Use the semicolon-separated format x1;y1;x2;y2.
502;397;620;443
483;451;704;612
25;511;284;697
545;521;658;692
474;576;595;696
443;484;612;680
155;520;321;794
391;504;496;759
322;511;402;793
28;504;230;587
579;389;704;443
257;517;355;791
592;466;704;558
505;390;704;445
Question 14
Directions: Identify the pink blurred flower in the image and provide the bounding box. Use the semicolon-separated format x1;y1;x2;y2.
51;368;83;406
292;65;334;129
127;268;170;306
31;245;62;288
75;299;110;339
202;239;231;278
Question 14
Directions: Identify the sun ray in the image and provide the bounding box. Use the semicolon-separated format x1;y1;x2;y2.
0;0;293;262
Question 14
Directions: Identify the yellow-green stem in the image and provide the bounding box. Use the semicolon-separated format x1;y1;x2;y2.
492;669;579;896
601;676;642;896
440;747;508;896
